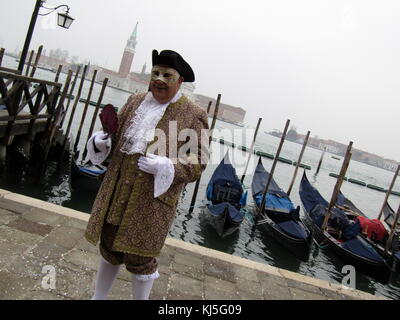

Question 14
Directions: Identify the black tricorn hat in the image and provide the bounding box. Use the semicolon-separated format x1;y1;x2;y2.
152;49;195;82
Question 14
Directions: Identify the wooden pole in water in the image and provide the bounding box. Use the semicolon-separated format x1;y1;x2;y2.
378;164;400;221
60;65;81;128
54;65;62;82
60;64;88;160
258;119;291;216
321;142;353;231
287;130;310;196
188;94;221;214
209;95;221;144
74;69;98;156
206;101;212;114
315;146;327;176
384;203;400;255
0;48;5;66
82;77;109;161
29;45;43;78
240;117;262;184
25;50;34;76
42;70;73;168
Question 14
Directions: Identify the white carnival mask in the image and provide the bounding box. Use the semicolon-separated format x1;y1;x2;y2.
151;65;180;85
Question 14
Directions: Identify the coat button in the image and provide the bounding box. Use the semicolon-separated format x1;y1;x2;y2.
125;180;130;184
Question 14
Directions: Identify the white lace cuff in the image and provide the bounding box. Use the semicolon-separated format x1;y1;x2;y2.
154;157;175;198
133;270;160;281
86;131;112;165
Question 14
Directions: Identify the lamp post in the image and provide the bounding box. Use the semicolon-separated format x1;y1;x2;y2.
17;0;74;73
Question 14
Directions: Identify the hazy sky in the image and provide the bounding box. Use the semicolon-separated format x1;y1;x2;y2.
1;0;399;161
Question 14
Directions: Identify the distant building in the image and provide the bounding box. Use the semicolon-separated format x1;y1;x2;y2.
118;22;137;78
194;94;246;125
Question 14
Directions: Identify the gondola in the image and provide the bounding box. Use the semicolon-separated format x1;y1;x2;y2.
382;201;400;231
336;193;400;273
204;153;247;238
69;104;117;197
251;158;312;261
299;171;391;280
68;134;106;196
382;201;400;272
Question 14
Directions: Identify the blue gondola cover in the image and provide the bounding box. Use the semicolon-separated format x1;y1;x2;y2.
79;167;106;175
208;202;243;222
276;220;308;239
207;153;244;206
342;237;385;263
254;193;295;212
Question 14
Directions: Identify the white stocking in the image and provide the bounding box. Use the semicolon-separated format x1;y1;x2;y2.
91;256;121;300
131;272;159;300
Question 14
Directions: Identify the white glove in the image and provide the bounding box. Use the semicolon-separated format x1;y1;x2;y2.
138;153;169;175
94;132;111;153
138;153;175;198
87;131;112;165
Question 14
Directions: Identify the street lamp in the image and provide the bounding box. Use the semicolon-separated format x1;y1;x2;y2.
57;9;75;29
17;0;75;73
42;4;75;29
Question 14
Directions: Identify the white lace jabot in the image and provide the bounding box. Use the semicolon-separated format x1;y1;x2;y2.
120;91;182;155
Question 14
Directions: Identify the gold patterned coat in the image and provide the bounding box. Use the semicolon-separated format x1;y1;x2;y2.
84;93;209;257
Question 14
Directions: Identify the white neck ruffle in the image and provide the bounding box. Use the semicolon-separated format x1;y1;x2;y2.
120;91;182;155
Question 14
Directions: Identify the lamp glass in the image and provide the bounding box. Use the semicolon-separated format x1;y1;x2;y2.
57;12;74;29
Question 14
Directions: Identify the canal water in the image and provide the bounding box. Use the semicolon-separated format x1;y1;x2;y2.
1;55;400;299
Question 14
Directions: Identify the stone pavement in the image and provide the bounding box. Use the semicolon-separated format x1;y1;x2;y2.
0;188;390;300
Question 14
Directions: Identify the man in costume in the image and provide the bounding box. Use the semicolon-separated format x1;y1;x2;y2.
85;49;209;300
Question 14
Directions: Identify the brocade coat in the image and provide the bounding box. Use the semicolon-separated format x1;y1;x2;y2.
85;93;209;257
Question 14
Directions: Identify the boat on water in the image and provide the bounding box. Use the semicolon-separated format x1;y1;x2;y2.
68;135;105;196
382;201;400;231
204;153;247;238
299;171;392;281
336;192;393;251
382;202;400;272
251;158;312;261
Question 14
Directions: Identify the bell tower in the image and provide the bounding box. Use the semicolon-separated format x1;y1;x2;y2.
118;22;138;77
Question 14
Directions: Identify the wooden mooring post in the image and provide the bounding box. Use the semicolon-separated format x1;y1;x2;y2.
0;48;5;67
378;164;400;220
41;70;73;171
188;94;221;214
29;45;43;78
287;131;310;196
258;119;290;216
60;65;81;128
315;146;327;176
25;50;34;76
74;69;98;156
54;65;63;83
60;64;88;156
321;142;353;231
82;77;109;161
206;101;212;114
240;117;262;184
